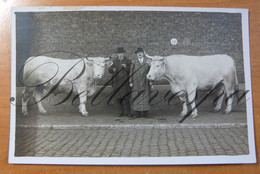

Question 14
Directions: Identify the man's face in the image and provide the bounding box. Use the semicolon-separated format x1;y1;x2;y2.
136;51;144;59
117;53;124;59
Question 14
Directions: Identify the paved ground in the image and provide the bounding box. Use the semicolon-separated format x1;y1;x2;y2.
14;85;249;157
14;110;249;157
14;101;249;158
15;127;249;157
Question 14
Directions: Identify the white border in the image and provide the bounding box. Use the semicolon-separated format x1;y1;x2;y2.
9;7;17;165
9;6;256;165
241;9;256;162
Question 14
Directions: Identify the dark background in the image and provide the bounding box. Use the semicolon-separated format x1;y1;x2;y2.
16;11;244;86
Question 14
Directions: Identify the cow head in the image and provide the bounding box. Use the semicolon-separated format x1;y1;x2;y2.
144;52;166;80
87;57;113;79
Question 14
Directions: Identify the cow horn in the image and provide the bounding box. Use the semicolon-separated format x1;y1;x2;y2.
144;51;155;59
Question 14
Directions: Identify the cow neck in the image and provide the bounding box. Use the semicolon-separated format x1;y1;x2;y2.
92;78;97;89
162;60;172;82
164;74;174;83
85;60;95;81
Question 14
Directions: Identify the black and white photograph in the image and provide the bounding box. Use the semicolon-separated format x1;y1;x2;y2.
9;6;256;165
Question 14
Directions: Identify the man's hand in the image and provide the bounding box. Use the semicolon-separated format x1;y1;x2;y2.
129;83;133;88
113;68;116;72
122;64;126;68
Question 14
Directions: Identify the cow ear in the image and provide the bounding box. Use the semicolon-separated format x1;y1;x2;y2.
106;61;113;67
146;59;151;65
86;61;93;66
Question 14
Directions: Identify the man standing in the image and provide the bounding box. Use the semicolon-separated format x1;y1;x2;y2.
109;47;131;117
129;47;152;118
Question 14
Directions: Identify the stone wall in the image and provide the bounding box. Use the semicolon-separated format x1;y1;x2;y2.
16;11;244;86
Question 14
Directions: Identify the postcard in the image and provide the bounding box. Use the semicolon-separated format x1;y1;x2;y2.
9;6;256;165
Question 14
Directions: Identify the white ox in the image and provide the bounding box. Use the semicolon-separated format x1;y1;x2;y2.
21;56;113;116
145;53;238;118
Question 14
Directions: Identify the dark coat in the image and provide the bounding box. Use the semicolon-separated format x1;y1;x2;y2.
129;57;151;111
108;57;131;99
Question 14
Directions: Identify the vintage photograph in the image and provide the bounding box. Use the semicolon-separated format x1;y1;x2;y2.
9;6;256;165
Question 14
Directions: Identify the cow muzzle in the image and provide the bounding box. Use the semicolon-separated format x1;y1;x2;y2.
95;74;102;79
147;74;154;80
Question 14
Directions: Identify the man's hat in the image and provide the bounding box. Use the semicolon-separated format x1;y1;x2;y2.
135;47;144;54
117;47;126;53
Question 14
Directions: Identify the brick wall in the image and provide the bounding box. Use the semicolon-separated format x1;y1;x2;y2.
16;11;244;86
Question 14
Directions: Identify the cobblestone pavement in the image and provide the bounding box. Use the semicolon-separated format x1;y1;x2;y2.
15;127;249;157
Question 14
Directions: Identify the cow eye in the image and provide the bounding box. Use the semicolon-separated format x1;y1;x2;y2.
157;65;160;68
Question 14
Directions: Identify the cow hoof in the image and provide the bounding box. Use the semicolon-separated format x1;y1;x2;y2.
223;110;231;115
40;110;48;115
212;108;221;113
179;112;187;117
22;112;29;117
81;112;89;117
191;114;198;119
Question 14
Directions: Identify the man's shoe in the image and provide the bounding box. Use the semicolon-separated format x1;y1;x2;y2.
129;115;138;120
144;111;152;118
129;113;141;119
117;112;124;117
126;113;132;117
144;114;152;118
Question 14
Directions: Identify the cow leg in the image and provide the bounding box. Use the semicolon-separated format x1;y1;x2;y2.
21;87;32;116
33;88;47;115
178;93;188;117
187;88;198;118
22;97;30;116
213;85;225;112
223;83;234;114
78;90;88;116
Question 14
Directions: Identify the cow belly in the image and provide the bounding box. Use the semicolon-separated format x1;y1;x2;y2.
198;78;222;90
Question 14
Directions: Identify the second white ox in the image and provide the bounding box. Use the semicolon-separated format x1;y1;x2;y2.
145;53;238;118
21;56;113;116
